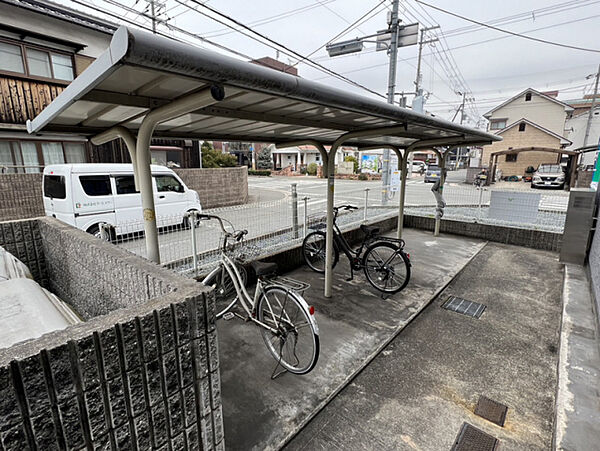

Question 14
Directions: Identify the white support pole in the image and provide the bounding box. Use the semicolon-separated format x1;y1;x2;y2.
91;126;139;190
325;142;339;298
136;86;225;264
398;150;408;239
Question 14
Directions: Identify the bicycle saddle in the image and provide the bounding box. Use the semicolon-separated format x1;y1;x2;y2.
251;261;278;276
360;224;380;236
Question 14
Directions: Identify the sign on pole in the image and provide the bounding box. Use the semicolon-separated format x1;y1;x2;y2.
376;23;419;51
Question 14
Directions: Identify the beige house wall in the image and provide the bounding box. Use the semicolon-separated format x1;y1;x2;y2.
482;124;561;177
487;91;569;136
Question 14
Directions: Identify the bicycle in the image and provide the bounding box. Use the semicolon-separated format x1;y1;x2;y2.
199;213;320;377
302;205;411;294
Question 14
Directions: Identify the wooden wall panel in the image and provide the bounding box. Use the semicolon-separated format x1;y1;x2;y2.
0;76;65;124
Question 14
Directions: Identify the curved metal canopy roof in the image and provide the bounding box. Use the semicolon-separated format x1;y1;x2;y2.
27;26;500;149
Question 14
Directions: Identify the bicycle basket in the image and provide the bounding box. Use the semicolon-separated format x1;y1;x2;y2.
307;214;327;230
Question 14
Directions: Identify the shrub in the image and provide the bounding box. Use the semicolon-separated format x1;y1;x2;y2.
307;162;318;176
248;170;271;176
344;155;359;173
202;146;237;168
358;173;368;181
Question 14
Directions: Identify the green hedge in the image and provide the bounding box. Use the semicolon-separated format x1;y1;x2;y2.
248;170;271;176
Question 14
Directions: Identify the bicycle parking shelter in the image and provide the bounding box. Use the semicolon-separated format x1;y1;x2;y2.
27;26;501;298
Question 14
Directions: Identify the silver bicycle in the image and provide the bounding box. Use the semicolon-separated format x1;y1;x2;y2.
199;214;320;376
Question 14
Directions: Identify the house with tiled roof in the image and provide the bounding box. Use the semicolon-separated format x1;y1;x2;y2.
481;88;573;177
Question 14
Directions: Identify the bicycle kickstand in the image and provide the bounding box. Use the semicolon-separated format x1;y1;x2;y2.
346;266;354;282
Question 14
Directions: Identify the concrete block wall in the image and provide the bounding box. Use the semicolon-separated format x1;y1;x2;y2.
0;219;47;286
404;214;562;252
175;167;248;209
37;218;178;320
0;217;223;450
0;174;44;221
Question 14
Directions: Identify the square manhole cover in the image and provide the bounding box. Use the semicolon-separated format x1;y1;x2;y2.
475;396;508;427
442;296;486;319
451;423;499;451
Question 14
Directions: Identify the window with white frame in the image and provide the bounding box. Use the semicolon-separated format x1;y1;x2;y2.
490;119;507;130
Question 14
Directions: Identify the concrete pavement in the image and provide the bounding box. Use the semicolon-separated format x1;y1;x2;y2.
284;242;563;451
216;228;487;450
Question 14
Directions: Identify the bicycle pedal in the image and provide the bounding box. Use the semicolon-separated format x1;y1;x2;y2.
222;312;235;321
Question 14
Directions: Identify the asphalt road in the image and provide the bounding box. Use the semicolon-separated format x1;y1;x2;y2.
116;170;568;266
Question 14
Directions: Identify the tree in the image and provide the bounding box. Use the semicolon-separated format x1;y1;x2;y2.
256;145;273;169
201;142;237;168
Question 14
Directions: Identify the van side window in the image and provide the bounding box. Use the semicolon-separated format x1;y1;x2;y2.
155;175;184;193
115;175;139;194
79;175;111;196
43;175;66;199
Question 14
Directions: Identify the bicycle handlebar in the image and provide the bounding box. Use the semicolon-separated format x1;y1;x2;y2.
197;213;247;240
333;204;358;212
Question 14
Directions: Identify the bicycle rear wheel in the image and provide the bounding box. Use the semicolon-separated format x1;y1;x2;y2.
302;231;339;273
256;286;319;374
202;263;247;318
362;241;410;294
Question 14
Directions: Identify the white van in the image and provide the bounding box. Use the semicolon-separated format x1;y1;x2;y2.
42;164;202;237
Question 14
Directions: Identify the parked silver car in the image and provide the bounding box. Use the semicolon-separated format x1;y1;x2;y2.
531;164;565;189
424;165;442;183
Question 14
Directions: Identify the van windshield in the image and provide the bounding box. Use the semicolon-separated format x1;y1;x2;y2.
43;175;66;199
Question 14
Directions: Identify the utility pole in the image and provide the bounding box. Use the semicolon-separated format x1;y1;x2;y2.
150;0;156;33
380;0;400;203
325;1;420;200
584;64;600;147
414;26;439;97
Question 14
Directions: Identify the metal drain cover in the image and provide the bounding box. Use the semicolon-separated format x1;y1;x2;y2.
442;296;486;318
475;396;508;427
451;423;499;451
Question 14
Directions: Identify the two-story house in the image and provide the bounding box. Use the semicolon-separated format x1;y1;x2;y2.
481;88;573;177
0;0;201;172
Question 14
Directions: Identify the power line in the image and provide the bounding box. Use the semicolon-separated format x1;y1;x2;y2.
415;0;600;53
439;0;600;38
201;0;340;38
294;0;388;67
179;0;387;98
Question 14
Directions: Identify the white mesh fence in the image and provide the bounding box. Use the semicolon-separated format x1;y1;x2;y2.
404;182;569;232
98;180;568;277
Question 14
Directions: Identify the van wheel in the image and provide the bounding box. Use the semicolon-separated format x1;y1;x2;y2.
87;224;113;241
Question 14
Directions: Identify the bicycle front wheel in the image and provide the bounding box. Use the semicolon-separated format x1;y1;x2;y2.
362;241;410;294
202;263;247;318
257;286;319;374
302;231;339;273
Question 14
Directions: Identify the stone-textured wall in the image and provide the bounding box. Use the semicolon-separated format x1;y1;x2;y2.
0;174;44;221
0;219;47;287
175;167;248;209
0;217;223;450
37;218;177;320
588;225;600;328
